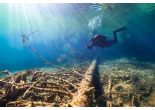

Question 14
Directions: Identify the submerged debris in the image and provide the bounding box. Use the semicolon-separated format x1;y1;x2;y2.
99;58;155;107
0;58;154;107
0;70;12;76
0;61;96;107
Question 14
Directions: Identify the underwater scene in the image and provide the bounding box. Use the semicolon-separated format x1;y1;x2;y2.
0;3;155;107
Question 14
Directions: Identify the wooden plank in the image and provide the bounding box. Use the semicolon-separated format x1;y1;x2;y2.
69;60;96;107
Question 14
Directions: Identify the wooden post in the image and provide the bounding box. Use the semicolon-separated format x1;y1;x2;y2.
69;60;96;107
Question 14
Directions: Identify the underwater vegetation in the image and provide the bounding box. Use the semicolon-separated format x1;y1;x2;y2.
0;3;155;107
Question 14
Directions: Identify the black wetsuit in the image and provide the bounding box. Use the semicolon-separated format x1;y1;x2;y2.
87;27;126;49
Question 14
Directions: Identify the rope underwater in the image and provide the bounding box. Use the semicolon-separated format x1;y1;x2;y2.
21;31;66;71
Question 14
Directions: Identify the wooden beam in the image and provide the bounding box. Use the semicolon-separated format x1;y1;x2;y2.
69;60;96;107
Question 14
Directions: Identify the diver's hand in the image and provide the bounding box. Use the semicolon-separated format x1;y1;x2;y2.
87;45;93;49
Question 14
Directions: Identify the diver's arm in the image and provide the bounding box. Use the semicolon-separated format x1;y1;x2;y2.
87;41;94;49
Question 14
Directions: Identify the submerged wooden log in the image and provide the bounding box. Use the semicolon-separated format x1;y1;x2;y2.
31;87;73;96
7;100;54;107
0;70;12;76
69;60;96;107
0;61;93;107
45;75;77;90
22;77;45;98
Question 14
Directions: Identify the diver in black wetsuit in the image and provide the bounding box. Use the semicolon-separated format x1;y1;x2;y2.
87;27;127;49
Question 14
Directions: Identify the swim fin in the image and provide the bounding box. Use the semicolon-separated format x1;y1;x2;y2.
114;26;127;32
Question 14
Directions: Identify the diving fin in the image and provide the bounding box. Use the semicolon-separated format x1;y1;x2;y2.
114;26;127;32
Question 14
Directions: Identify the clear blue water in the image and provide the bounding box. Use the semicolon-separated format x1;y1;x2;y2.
0;3;155;72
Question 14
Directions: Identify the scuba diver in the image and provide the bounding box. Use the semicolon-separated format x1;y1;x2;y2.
87;26;127;49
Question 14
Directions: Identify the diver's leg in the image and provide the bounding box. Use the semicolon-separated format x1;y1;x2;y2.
113;26;126;43
113;30;118;43
114;26;126;33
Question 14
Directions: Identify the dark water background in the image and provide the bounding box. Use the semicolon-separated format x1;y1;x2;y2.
0;3;155;71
